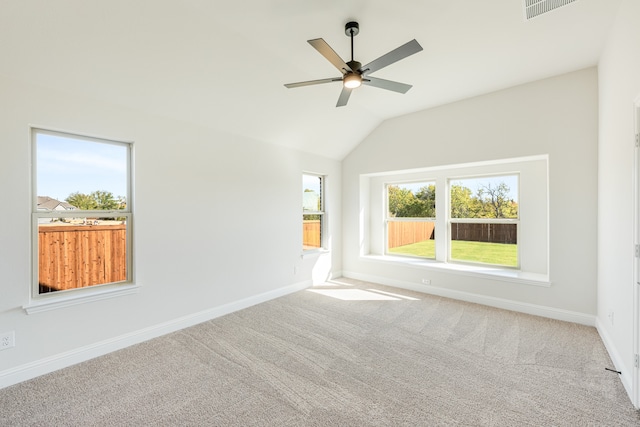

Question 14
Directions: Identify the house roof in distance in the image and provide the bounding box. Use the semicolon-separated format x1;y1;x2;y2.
37;196;76;211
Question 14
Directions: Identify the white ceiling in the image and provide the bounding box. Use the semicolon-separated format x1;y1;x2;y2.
0;0;622;159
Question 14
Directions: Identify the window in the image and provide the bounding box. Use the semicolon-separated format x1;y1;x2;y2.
449;175;519;267
362;156;548;279
32;128;133;298
303;173;324;251
386;182;436;259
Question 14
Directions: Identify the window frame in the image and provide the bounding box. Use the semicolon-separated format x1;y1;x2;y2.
384;181;437;260
302;173;325;252
447;173;520;268
30;127;135;304
362;155;548;281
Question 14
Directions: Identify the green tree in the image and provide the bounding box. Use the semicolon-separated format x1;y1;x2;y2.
65;190;123;211
390;181;518;219
450;185;475;218
388;185;427;217
116;195;127;210
92;190;120;210
450;182;518;219
415;184;436;217
65;192;97;210
476;182;517;219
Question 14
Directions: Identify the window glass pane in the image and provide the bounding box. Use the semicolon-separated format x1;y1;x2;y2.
450;223;518;267
387;220;436;259
34;129;131;296
36;132;128;210
38;218;128;293
303;174;324;251
449;175;518;267
387;182;435;218
450;175;518;219
303;174;322;212
303;214;322;249
386;181;436;259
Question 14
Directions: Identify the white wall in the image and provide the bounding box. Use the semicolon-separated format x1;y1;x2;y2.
597;0;640;401
0;75;341;387
342;68;599;320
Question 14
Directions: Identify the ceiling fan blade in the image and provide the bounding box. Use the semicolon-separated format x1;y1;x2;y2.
284;77;342;88
363;76;412;94
361;39;423;74
308;38;353;73
336;87;352;107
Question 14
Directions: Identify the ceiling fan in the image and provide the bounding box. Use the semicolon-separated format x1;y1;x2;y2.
284;21;423;107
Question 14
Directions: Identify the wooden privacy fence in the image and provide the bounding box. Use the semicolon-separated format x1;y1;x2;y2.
387;221;435;248
388;222;517;249
38;224;127;291
303;220;321;248
450;223;517;244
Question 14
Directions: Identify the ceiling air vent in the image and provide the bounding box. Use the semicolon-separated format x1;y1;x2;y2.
523;0;579;20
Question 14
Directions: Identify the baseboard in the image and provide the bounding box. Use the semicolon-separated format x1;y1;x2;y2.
0;279;312;390
596;317;634;405
342;271;596;326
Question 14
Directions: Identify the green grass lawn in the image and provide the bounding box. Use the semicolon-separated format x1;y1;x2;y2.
389;240;436;258
388;240;517;267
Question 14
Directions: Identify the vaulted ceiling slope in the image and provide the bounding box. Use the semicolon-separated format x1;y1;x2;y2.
0;1;622;160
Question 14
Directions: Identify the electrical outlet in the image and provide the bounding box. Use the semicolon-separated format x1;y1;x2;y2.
0;331;15;351
607;310;614;326
421;278;431;285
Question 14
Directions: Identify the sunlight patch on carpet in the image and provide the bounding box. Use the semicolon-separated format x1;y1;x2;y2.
307;288;402;301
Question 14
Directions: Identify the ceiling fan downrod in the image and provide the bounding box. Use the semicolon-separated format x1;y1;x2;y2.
344;21;362;76
346;21;359;62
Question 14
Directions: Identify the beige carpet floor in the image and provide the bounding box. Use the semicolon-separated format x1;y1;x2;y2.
1;278;639;426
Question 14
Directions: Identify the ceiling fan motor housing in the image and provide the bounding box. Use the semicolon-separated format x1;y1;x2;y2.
345;21;359;36
347;60;362;73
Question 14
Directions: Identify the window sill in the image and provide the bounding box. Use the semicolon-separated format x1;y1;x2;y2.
23;283;140;314
360;255;550;287
302;249;330;259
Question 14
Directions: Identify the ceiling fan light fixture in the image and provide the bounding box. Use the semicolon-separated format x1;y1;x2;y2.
343;73;362;89
284;21;423;106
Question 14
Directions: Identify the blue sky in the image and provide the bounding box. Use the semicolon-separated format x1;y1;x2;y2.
302;174;322;211
36;133;128;201
450;175;519;202
302;174;321;193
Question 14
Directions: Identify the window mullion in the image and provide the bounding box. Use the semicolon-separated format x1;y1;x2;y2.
435;176;448;262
